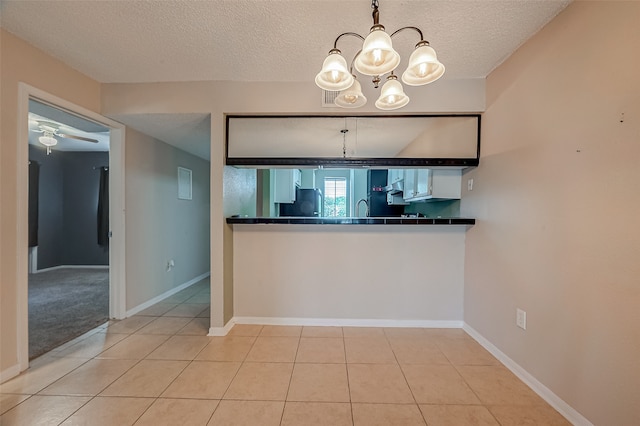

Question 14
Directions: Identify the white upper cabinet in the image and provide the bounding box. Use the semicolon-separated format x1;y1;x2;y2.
387;169;404;185
273;169;301;203
403;169;462;201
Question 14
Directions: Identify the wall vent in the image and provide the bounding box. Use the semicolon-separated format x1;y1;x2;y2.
321;90;339;107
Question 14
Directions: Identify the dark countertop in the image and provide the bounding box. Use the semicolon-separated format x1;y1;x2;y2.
226;217;475;226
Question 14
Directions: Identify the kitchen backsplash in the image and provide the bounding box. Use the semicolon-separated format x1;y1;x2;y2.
403;199;461;218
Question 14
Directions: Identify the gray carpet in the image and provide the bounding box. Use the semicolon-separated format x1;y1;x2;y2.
29;268;109;359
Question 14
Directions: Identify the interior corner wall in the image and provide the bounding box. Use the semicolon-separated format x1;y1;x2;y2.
0;28;102;377
124;127;210;310
461;2;640;425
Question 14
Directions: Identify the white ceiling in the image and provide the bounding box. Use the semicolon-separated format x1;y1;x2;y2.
2;0;571;160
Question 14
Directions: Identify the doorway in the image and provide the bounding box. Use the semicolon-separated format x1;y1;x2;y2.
16;84;126;370
27;99;112;359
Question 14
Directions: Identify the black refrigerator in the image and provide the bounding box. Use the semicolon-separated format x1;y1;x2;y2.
279;188;323;217
367;170;404;217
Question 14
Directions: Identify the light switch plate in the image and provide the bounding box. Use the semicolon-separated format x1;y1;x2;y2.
516;308;527;330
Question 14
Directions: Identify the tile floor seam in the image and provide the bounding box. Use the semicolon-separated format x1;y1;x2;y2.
55;394;98;426
216;334;260;405
278;337;302;426
282;337;301;401
38;359;142;398
130;395;161;425
28;357;94;396
387;334;427;420
340;334;356;426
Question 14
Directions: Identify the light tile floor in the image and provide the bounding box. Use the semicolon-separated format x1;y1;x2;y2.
0;280;571;425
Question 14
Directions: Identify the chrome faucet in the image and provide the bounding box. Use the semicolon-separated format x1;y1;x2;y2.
355;198;369;217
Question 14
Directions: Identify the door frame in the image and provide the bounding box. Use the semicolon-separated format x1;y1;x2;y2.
16;83;126;371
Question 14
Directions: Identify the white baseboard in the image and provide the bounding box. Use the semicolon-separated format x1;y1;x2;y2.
33;264;109;273
463;323;592;426
0;364;21;384
208;319;236;337
233;317;463;328
126;272;210;317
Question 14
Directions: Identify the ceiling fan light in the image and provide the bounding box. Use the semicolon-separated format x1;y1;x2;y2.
315;49;354;91
402;41;445;86
38;134;58;147
354;26;400;76
375;75;409;110
335;78;367;108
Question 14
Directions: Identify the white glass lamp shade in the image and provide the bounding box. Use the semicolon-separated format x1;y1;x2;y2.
38;135;58;147
402;42;445;86
335;79;367;108
375;76;409;110
315;49;354;91
354;26;400;76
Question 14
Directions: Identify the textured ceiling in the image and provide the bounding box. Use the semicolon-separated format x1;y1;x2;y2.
2;0;571;161
1;0;570;83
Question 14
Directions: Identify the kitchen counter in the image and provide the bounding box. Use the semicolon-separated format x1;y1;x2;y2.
226;217;475;226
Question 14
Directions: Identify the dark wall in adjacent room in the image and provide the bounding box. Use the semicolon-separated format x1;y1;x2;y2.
29;145;109;269
29;146;64;268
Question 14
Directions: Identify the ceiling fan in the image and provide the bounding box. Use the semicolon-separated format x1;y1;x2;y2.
31;120;99;155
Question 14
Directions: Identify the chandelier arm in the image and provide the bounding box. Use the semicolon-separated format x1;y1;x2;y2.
332;32;365;49
389;26;424;42
348;49;364;75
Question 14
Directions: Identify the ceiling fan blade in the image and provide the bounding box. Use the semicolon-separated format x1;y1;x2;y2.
58;133;99;143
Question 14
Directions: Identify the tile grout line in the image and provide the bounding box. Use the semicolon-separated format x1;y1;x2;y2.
342;329;356;426
383;329;429;425
279;328;302;426
211;325;263;422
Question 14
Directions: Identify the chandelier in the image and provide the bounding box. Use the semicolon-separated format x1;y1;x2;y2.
315;0;445;110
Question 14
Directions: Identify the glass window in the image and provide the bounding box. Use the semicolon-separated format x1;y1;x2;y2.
324;177;347;217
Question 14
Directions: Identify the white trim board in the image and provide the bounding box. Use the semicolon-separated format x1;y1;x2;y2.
233;317;463;328
125;272;210;317
32;265;109;274
0;364;22;385
463;323;593;426
208;319;235;337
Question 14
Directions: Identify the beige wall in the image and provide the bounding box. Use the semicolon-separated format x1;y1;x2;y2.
0;29;102;375
461;2;640;425
233;226;466;322
124;128;211;310
222;166;257;323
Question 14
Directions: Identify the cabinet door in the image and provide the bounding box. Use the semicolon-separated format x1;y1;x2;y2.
403;169;417;200
430;170;462;199
388;169;404;184
293;169;302;187
273;169;297;203
414;169;432;198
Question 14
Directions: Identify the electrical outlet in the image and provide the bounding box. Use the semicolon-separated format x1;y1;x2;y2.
516;308;527;330
467;178;474;191
166;259;175;272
